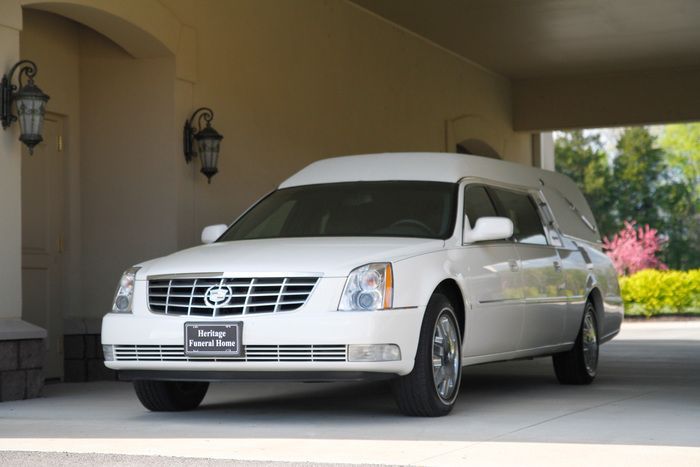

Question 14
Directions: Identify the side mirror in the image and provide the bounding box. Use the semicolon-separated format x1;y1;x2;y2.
463;216;513;244
201;224;228;244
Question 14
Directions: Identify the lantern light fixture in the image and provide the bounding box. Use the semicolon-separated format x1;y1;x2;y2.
183;107;223;184
1;60;50;154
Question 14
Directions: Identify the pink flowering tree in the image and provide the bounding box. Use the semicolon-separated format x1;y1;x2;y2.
603;221;667;276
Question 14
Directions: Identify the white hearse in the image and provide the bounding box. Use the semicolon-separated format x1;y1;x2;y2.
102;153;623;416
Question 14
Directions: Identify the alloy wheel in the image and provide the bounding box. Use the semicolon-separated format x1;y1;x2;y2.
432;309;460;403
582;310;599;376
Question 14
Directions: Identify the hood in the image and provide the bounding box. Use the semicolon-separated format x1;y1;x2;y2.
137;237;444;278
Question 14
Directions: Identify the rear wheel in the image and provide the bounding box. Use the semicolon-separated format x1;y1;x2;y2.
553;302;599;385
133;380;209;411
392;294;462;417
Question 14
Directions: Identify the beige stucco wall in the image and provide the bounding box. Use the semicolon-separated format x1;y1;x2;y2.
164;0;532;243
7;0;534;324
20;9;82;322
19;11;181;322
514;67;700;131
78;27;180;320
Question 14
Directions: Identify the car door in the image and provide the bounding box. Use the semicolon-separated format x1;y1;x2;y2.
458;184;524;357
489;187;566;349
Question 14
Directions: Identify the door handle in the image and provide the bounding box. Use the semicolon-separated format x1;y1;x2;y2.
508;259;519;272
553;260;562;271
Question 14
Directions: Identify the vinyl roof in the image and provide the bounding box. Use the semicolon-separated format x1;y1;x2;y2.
280;153;601;243
280;153;547;187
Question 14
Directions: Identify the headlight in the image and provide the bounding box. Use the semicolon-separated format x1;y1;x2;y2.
112;267;140;313
338;263;393;311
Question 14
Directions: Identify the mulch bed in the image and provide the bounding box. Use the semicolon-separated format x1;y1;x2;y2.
624;314;700;322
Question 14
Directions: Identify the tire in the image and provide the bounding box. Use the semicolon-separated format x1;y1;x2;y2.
392;293;462;417
133;380;209;411
552;301;599;385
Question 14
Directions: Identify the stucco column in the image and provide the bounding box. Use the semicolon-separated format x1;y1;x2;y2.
0;3;23;321
532;132;555;171
539;132;555;170
0;2;47;403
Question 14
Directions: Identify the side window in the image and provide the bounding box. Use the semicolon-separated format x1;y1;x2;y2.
489;188;548;245
463;185;497;228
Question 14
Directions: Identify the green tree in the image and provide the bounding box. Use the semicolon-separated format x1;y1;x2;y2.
554;130;616;236
655;179;699;269
556;126;699;270
612;127;666;229
659;123;700;191
658;123;700;269
613;126;698;269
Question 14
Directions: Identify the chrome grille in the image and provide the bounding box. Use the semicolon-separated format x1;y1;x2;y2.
113;344;347;362
147;276;319;316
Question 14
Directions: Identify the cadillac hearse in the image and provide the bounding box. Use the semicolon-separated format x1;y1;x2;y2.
102;153;623;416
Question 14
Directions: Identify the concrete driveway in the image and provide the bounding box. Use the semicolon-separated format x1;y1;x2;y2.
0;321;698;466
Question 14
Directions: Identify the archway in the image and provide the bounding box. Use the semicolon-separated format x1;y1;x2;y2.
18;5;181;381
456;138;502;160
22;0;179;58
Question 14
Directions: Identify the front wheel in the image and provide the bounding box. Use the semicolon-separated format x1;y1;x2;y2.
133;380;209;411
553;302;599;385
392;294;462;417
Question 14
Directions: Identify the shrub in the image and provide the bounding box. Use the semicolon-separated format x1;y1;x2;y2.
620;269;700;317
603;221;667;276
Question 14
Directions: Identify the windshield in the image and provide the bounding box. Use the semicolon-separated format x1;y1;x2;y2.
219;181;458;241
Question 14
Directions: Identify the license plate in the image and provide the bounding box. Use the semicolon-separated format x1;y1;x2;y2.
184;322;243;357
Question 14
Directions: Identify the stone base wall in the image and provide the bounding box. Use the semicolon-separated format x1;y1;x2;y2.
0;339;44;402
63;334;117;382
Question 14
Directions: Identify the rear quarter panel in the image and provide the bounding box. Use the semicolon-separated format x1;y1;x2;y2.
584;242;624;342
560;238;623;344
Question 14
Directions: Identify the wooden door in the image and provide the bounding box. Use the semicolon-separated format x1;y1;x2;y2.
21;115;65;379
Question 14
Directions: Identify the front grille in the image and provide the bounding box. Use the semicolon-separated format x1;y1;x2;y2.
148;276;319;316
113;344;347;362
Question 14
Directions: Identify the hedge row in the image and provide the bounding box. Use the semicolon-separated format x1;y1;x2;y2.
619;269;700;317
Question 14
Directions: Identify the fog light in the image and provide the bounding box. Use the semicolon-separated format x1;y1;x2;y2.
348;344;401;362
103;345;114;362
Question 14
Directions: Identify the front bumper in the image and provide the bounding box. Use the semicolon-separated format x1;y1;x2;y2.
118;370;397;382
102;306;424;377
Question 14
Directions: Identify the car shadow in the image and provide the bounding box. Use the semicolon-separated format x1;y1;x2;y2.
3;338;698;449
183;337;700;420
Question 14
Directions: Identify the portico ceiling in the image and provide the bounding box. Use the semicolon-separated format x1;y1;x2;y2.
351;0;700;79
351;0;700;130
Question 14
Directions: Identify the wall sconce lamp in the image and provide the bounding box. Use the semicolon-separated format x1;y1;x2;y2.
183;107;223;183
1;60;50;154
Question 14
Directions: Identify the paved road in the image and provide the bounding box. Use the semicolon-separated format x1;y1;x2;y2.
0;321;698;466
